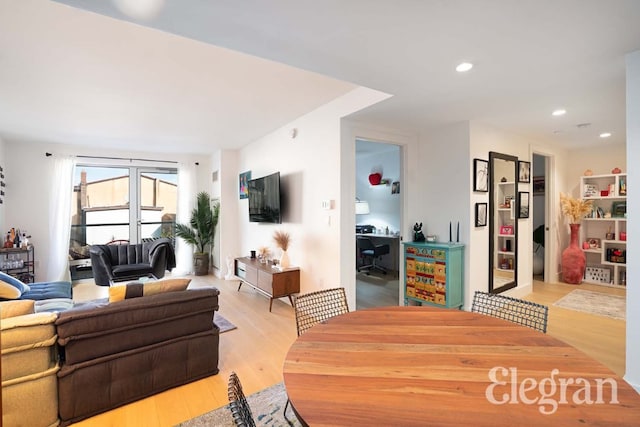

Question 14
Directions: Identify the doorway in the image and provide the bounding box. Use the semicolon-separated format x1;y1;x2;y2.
532;153;549;281
355;139;402;309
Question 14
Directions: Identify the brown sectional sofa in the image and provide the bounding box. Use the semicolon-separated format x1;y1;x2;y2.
54;287;220;426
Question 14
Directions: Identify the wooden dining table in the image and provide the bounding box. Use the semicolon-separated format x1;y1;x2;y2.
283;306;640;426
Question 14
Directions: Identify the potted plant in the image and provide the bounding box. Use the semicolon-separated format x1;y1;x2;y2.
175;191;220;275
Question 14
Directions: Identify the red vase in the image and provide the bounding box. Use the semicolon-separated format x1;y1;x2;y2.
562;223;586;284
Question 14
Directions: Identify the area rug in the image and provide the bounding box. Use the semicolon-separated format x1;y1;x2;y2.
553;289;626;320
214;313;237;333
176;382;300;426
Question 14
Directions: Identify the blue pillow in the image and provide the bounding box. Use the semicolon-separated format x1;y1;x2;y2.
0;271;30;294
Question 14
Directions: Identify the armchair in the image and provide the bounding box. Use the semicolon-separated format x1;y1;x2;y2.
89;238;175;286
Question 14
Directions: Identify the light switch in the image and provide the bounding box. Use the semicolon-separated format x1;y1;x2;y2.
321;200;334;210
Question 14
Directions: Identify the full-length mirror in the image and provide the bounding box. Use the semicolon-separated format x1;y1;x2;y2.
489;151;518;293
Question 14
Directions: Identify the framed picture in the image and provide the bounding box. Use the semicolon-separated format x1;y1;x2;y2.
239;171;251;199
500;224;514;235
586;237;601;249
518;161;531;183
473;159;488;192
533;176;545;195
391;181;400;194
518;191;530;218
475;203;487;227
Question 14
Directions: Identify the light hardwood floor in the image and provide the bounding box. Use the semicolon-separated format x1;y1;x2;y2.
70;276;626;426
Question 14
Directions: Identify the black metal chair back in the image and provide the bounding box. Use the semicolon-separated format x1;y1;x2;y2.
294;287;349;336
227;371;256;427
471;291;549;333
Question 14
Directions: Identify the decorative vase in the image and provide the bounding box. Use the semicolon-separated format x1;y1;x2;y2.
561;223;585;284
279;250;290;269
193;253;209;276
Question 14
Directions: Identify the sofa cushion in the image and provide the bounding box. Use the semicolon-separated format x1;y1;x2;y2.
108;278;191;302
57;330;218;425
0;280;23;299
1;312;58;382
111;263;154;279
2;365;60;427
21;281;72;301
56;288;219;365
1;312;58;350
0;299;35;318
0;271;30;294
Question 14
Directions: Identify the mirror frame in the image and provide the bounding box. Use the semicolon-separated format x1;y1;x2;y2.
488;151;519;293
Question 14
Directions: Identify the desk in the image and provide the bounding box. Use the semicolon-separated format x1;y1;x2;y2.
356;233;400;273
283;306;640;426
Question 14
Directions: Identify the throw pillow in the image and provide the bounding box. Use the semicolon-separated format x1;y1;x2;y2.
108;278;191;302
0;299;35;317
0;280;22;299
0;271;31;294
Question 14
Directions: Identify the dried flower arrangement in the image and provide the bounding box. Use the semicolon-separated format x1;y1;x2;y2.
258;246;271;259
273;230;291;251
560;193;593;223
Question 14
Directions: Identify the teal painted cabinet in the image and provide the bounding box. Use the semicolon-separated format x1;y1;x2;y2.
403;242;464;308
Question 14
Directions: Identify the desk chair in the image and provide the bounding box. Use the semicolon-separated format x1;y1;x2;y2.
471;291;549;333
356;236;390;275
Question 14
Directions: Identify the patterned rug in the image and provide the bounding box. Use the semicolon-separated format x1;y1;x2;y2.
553;289;625;320
176;382;300;426
214;313;237;333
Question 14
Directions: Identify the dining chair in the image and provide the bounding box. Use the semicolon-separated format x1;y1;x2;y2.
284;287;350;419
228;371;256;427
294;287;350;336
471;290;549;333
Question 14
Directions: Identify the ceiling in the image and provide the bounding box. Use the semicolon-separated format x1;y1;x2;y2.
2;0;639;154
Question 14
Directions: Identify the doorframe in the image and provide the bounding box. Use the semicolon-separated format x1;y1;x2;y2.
354;138;404;307
340;120;417;310
531;149;557;283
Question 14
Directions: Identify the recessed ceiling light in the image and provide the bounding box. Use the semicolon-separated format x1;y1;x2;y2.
552;109;567;116
600;132;612;138
456;62;473;72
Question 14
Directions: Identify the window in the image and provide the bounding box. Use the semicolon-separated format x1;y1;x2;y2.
69;165;177;280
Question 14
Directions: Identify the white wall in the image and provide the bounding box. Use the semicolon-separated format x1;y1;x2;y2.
234;87;391;308
625;49;640;391
3;138;209;281
355;143;401;234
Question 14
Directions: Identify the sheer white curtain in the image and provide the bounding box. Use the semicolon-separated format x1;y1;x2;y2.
174;162;196;275
47;155;75;282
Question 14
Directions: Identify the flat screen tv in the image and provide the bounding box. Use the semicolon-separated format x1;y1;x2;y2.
248;172;282;223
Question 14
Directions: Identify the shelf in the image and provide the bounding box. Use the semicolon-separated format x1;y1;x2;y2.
498;234;515;238
582;195;626;200
583;217;626;221
582;248;602;254
497;268;514;272
497;251;514;256
602;261;626;267
602;239;627;245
